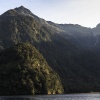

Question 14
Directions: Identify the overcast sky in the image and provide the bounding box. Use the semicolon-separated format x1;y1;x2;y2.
0;0;100;28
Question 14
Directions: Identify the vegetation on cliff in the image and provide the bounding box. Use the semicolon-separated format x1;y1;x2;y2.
0;43;63;95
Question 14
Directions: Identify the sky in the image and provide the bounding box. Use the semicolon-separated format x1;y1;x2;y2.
0;0;100;28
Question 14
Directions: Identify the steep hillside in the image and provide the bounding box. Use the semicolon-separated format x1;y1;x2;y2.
48;21;96;48
1;6;100;93
0;9;52;49
0;43;63;95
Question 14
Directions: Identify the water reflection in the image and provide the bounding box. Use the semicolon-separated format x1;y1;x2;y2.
0;98;37;100
1;94;100;100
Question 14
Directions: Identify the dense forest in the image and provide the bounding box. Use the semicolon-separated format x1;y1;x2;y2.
0;6;100;94
0;43;63;95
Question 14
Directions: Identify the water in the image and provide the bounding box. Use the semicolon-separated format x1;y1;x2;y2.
0;94;100;100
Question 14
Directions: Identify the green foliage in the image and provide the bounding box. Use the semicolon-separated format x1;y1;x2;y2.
0;43;64;95
0;13;51;49
1;6;100;94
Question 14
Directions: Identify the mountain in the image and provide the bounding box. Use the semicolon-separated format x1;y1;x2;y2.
47;22;97;48
0;43;63;95
1;6;100;93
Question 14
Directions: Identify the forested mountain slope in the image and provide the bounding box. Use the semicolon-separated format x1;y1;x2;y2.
0;6;100;93
0;43;63;95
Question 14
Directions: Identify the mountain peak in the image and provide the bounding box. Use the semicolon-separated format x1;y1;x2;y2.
15;6;27;11
14;6;33;17
1;6;28;17
18;5;25;9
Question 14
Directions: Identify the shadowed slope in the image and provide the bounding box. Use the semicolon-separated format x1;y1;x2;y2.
0;43;64;95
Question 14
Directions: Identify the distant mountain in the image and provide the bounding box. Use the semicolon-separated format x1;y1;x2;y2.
1;6;100;93
0;43;63;95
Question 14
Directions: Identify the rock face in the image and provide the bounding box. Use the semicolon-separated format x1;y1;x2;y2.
0;43;64;95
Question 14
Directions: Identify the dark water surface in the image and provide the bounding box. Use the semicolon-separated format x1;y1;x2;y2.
1;94;100;100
